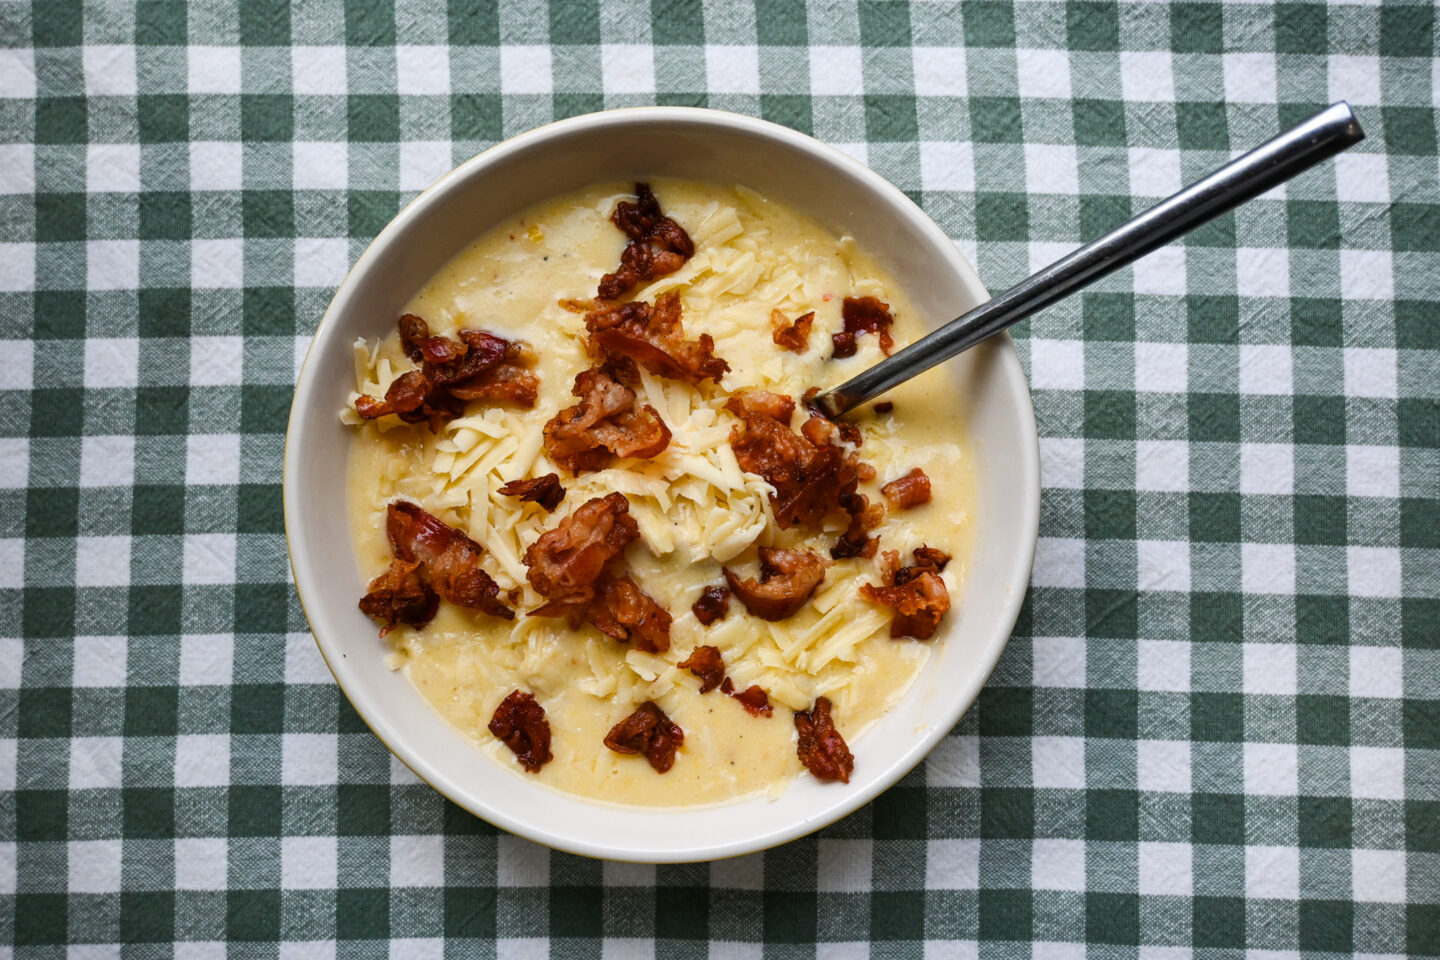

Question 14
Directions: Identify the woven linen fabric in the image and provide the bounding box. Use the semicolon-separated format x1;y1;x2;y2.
2;0;1437;954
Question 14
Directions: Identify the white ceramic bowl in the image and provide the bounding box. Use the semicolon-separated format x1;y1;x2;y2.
285;107;1038;862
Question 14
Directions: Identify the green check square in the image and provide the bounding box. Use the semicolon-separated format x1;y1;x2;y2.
547;0;599;44
976;192;1028;241
13;893;69;946
1171;3;1223;54
1086;790;1139;841
1087;893;1139;945
651;0;704;45
872;786;928;840
35;98;88;145
18;687;73;737
764;891;818;943
444;886;499;937
1404;701;1440;749
17;789;68;841
1288;200;1341;250
138;95;188;143
1067;2;1120;51
121;891;176;943
980;788;1034;838
339;784;391;835
229;785;282;837
348;96;400;142
123;787;175;838
1073;100;1126;148
865;95;919;142
1192;693;1243;742
136;387;191;436
1391;203;1440;252
871;890;925;940
1294;495;1346;546
140;192;193;241
971;97;1024;144
1382;107;1437;157
1194;896;1246;948
859;2;911;47
1276;3;1328;55
124;685;179;736
35;193;86;243
1189;493;1240;543
1379;4;1434;57
963;2;1015;48
1299;900;1353;952
656;886;709;939
1085;689;1138;739
140;287;191;338
1296;594;1349;645
232;683;285;734
755;0;806;45
1299;796;1353;848
978;889;1033;941
32;0;82;46
1411;905;1440;957
26;486;78;538
242;287;293;335
1292;298;1342;347
1296;694;1349;745
1176;102;1228;151
344;0;395;45
1083;293;1135;341
228;889;282;941
239;0;291;44
33;290;86;339
242;95;293;143
979;687;1033;736
136;1;187;45
338;888;391;939
24;587;77;638
760;95;813;135
1293;396;1346;445
1087;589;1138;638
1403;599;1440;648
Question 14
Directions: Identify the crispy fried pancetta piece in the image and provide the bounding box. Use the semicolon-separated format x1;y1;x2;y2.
831;493;885;560
724;547;829;621
358;558;439;637
488;690;552;773
604;701;684;773
771;309;815;353
522;493;640;609
543;368;672;474
795;697;853;783
357;316;539;430
597;183;695;300
497;473;566;511
721;677;773;717
387;501;513;619
691;585;731;626
830;296;896;359
585;575;673;653
859;546;952;640
678;645;725;693
725;390;864;530
881;467;932;510
585;292;729;385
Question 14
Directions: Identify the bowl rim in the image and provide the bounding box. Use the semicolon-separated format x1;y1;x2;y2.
284;105;1039;861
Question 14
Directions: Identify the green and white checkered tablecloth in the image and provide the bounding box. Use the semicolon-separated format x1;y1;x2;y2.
2;0;1437;954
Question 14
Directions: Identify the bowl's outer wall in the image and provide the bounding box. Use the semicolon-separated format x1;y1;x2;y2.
286;109;1039;862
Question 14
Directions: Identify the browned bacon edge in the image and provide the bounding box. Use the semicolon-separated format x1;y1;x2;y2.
604;701;684;773
794;696;853;783
724;547;829;622
488;690;552;773
859;546;952;640
830;296;895;360
678;645;724;694
597;183;695;301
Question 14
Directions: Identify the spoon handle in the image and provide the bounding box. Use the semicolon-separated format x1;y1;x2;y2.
810;101;1365;418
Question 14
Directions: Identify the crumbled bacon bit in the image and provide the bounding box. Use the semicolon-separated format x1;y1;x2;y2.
597;183;695;300
385;501;512;620
488;690;552;773
830;296;896;359
357;316;539;431
358;558;439;637
679;645;725;693
881;467;932;510
873;401;894;414
795;697;853;783
859;546;952;640
522;493;640;609
725;390;866;530
497;474;566;512
724;547;829;621
585;292;729;385
691;585;731;626
586;575;672;653
721;677;774;717
604;701;684;773
771;309;815;353
543;368;672;474
856;462;877;483
831;493;885;560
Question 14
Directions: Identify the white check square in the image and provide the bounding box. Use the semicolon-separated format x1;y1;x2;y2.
391;835;445;887
1236;249;1290;299
1245;845;1299;900
1346;444;1399;498
919;141;974;191
817;839;873;893
69;736;122;789
601;45;654;94
282;836;337;890
1032;636;1086;689
75;536;131;588
924;839;979;890
1351;746;1404;800
1350;646;1403;699
1329;55;1382;106
1240;443;1293;495
1039;437;1084;489
1138;740;1192;793
174;734;231;788
1128;147;1182;198
1243;643;1297;696
0;144;34;194
178;633;234;686
187;434;242;486
84;45;137;96
1031;537;1085;589
87;144;141;193
1134;342;1187;394
913;47;965;97
1032;839;1086;891
175;838;228;890
188;46;241;94
1137;541;1191;593
1138;842;1191;896
399;141;453;192
1029;338;1084;389
1348;546;1402;598
1224;53;1277;103
1244;742;1298;796
810;46;863;96
1120;52;1174;102
396;46;450;95
1242;542;1295;595
88;241;140;291
1138;639;1190;692
1334;153;1390;204
190;142;244;191
0;539;19;591
295;238;349;288
0;243;34;291
1136;440;1189;492
1032;736;1086;789
68;840;122;894
1132;244;1186;295
1016;49;1070;99
0;48;36;99
500;46;552;94
73;636;127;688
1352;849;1407;902
293;142;348;191
282;733;338;786
1024;144;1078;195
193;239;245;288
706;45;760;95
292;46;348;96
926;734;980;787
1343;347;1397;398
1339;250;1395;301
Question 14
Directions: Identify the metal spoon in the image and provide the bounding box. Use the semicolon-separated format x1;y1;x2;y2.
808;101;1365;419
